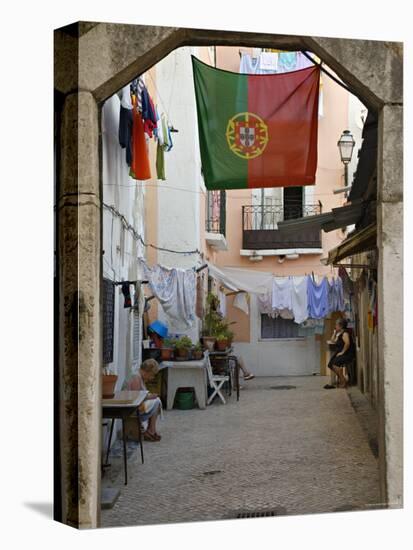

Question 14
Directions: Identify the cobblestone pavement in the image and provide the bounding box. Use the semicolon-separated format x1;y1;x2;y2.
101;376;382;528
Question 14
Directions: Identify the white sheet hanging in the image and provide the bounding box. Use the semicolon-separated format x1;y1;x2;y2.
272;277;293;311
141;261;196;330
291;276;309;324
233;292;250;315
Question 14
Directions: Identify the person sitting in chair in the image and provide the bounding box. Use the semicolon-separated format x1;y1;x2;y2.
127;359;162;441
326;318;355;388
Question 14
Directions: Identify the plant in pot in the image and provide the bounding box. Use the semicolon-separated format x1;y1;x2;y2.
160;337;175;361
202;292;222;351
192;342;203;360
102;366;118;399
215;333;229;351
175;335;192;360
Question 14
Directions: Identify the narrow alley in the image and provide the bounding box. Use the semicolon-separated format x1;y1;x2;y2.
101;376;380;527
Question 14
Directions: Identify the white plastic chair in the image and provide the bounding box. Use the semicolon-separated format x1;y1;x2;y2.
204;350;230;405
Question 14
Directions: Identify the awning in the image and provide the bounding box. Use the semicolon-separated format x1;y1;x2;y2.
277;200;366;233
327;223;377;264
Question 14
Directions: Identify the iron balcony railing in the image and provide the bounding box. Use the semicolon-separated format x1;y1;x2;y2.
242;202;322;250
206;190;226;237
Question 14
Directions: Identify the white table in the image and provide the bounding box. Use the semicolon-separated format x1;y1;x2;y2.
161;360;207;410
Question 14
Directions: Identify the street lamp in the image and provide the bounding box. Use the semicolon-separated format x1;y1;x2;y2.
337;130;356;191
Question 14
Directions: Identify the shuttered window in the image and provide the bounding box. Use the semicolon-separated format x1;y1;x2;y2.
260;315;301;339
103;279;115;363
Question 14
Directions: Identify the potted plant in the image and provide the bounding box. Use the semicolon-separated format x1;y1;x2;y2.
102;366;118;399
192;342;203;360
202;292;222;351
215;333;229;351
175;335;193;360
160;337;175;361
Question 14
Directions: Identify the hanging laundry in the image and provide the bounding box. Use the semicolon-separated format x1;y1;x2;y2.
131;77;144;113
298;318;317;337
118;84;134;165
272;277;293;312
233;292;250;316
295;52;315;70
218;288;227;317
291;276;309;324
259;52;279;71
277;51;297;72
257;292;276;318
141;86;158;137
307;275;330;319
121;282;132;308
161;113;173;151
130;96;151;180
195;273;206;319
118;106;133;166
156;141;166;180
142;261;196;330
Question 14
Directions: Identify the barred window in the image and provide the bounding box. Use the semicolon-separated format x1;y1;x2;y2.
103;279;115;363
260;315;301;339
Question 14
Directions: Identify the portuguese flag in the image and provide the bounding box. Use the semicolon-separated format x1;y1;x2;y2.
192;56;320;190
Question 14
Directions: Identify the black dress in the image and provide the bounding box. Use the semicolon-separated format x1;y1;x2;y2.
328;330;355;369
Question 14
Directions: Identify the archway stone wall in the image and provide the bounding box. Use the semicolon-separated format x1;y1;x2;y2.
54;22;403;527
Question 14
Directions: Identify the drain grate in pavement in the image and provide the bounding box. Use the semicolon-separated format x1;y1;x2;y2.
267;385;297;390
233;507;287;519
202;470;222;476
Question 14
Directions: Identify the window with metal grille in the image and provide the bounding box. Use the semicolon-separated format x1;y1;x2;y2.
133;308;142;363
260;314;302;339
103;278;115;363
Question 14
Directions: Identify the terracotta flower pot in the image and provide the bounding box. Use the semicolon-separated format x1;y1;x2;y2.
202;336;216;352
176;347;190;360
216;339;228;351
160;348;174;361
102;374;118;399
193;350;203;360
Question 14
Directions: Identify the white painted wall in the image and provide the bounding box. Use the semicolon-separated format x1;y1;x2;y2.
233;295;321;376
153;46;208;341
102;93;146;390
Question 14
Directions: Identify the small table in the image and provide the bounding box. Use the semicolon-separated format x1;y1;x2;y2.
209;348;240;402
161;360;207;410
102;390;148;485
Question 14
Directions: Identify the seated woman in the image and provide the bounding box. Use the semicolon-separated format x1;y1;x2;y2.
327;318;355;388
127;359;162;442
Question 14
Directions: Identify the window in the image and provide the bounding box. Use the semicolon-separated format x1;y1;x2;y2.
260;315;302;339
206;190;226;236
283;186;303;220
103;278;115;363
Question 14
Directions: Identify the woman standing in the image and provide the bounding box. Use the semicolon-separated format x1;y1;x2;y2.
327;318;355;388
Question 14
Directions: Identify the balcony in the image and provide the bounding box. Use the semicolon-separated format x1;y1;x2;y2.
242;203;322;251
205;190;228;250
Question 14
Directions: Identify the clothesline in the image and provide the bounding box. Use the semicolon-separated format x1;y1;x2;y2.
103;202;201;256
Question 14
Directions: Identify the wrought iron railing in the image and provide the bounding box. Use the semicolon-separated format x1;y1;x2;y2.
242;202;322;231
206;190;226;236
242;202;322;250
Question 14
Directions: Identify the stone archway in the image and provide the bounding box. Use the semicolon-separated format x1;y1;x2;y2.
54;22;403;528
